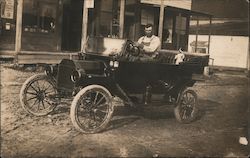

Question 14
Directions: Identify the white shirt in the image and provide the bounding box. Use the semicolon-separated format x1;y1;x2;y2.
138;35;161;53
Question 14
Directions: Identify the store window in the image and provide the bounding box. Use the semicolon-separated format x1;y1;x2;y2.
175;14;188;50
175;15;187;35
162;15;174;49
140;6;159;38
86;0;123;54
22;0;56;34
89;0;120;38
0;0;16;50
123;0;139;40
162;11;189;51
21;0;60;51
141;9;155;26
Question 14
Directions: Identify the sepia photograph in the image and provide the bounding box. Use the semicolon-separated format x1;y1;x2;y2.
0;0;249;157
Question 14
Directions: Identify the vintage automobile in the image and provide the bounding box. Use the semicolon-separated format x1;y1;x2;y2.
20;37;209;133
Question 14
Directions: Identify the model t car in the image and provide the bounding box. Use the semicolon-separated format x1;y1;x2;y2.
20;37;209;133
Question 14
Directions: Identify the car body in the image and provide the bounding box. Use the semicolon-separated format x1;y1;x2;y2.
20;37;209;133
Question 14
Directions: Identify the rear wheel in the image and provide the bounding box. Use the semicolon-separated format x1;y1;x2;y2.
20;74;59;116
174;88;198;123
70;85;114;133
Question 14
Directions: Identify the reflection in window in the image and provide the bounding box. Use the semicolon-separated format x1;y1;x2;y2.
162;12;189;51
163;16;173;44
175;15;187;35
123;0;137;40
162;14;174;49
22;0;56;34
89;0;120;38
176;15;188;50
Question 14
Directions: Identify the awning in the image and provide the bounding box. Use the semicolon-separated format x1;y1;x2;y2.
165;6;213;18
139;3;213;18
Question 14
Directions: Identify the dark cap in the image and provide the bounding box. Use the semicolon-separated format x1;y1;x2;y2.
145;24;153;28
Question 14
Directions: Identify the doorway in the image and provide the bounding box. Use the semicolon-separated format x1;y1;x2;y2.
61;0;83;51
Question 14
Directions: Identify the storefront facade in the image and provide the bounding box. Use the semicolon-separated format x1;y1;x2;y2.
0;0;210;63
0;0;63;51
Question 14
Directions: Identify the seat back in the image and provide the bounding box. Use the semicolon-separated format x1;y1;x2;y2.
157;49;209;65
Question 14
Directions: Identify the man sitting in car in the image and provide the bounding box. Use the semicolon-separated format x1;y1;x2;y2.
136;24;161;61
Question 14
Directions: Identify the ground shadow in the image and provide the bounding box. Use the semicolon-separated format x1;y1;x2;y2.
106;115;140;131
195;99;221;121
50;99;221;131
50;103;70;115
110;99;222;130
105;105;175;131
136;106;175;120
114;105;175;120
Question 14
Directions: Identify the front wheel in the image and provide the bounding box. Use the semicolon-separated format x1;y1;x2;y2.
20;74;59;116
70;85;114;133
174;88;198;123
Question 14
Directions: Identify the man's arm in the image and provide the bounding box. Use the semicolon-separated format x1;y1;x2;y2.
137;37;143;44
143;37;161;53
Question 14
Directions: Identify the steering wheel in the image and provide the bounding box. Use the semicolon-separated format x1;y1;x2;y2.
125;40;141;58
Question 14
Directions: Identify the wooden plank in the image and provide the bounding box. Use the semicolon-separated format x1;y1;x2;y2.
15;0;23;53
158;0;164;49
119;0;125;38
164;0;191;10
0;50;16;57
81;0;89;52
141;0;191;10
211;65;247;73
17;52;79;64
20;51;80;55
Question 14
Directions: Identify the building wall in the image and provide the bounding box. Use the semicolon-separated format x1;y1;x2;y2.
0;0;17;50
188;35;249;68
140;0;191;10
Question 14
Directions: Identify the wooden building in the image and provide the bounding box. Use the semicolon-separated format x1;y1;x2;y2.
189;0;249;70
0;0;211;64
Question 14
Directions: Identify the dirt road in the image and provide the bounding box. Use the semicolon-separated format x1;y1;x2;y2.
1;64;249;157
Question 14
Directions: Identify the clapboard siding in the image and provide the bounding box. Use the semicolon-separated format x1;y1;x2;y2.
17;52;79;64
0;51;16;58
140;0;192;10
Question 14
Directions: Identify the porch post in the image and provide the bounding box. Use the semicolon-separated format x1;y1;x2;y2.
158;0;164;49
56;0;63;51
15;0;23;54
134;0;141;41
247;41;250;77
81;0;89;52
208;17;212;54
176;13;181;50
119;0;125;38
195;17;199;52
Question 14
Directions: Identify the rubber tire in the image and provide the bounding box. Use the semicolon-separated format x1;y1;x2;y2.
174;88;198;123
70;85;114;134
20;74;57;116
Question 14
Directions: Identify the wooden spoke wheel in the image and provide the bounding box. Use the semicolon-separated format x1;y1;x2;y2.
174;88;198;123
70;85;114;133
20;74;59;116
